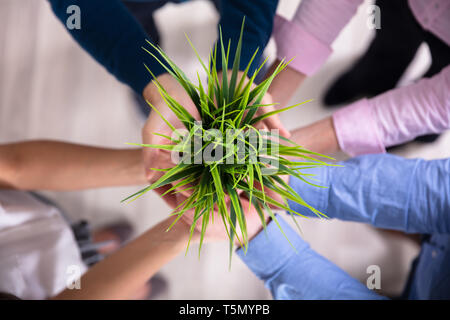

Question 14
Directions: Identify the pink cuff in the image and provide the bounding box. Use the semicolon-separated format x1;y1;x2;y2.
332;99;386;157
273;15;332;76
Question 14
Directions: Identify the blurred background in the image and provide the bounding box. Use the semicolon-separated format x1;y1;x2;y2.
1;0;448;299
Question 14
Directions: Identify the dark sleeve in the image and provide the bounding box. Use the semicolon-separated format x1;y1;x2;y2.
237;215;387;300
47;0;167;94
218;0;279;75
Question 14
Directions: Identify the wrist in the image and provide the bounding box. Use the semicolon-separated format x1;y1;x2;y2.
142;73;171;104
128;149;147;185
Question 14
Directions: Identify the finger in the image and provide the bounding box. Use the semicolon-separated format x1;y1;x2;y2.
153;185;178;208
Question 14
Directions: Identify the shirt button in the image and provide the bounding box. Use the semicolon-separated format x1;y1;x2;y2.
432;250;438;258
435;3;439;9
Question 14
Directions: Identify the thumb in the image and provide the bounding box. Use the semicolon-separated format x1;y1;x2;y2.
262;112;291;138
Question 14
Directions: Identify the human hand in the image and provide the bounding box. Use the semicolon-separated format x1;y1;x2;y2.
158;189;268;246
142;73;200;183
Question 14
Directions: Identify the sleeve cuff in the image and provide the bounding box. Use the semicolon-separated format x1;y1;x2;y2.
236;215;309;279
332;99;386;157
287;165;330;218
273;15;332;76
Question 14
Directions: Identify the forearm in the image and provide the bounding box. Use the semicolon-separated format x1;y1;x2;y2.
238;215;385;299
273;0;360;77
268;61;306;108
332;65;450;156
53;216;194;300
0;141;146;190
218;0;278;75
368;65;450;147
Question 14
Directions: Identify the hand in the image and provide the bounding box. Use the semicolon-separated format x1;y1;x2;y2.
142;73;200;183
178;193;267;246
290;116;340;155
219;70;290;137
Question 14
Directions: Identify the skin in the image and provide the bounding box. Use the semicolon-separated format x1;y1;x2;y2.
267;59;307;108
0;140;146;190
53;195;267;300
0;139;267;300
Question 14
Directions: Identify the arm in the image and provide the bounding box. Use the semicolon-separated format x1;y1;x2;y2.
288;154;450;234
268;0;362;106
0;140;146;190
217;0;290;136
333;65;450;156
218;0;279;76
53;216;194;299
237;215;385;299
47;0;167;95
267;59;307;108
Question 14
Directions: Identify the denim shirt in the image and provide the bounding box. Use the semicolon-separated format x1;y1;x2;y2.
238;154;450;299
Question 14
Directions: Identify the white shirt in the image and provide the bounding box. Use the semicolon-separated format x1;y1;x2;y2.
0;190;86;299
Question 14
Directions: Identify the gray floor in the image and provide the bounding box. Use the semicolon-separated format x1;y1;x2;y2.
1;0;448;299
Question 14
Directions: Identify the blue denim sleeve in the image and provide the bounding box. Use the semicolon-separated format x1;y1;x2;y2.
237;215;386;299
288;154;450;234
217;0;279;75
47;0;167;94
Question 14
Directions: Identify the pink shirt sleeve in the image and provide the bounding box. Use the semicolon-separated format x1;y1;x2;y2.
333;65;450;156
273;0;362;75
